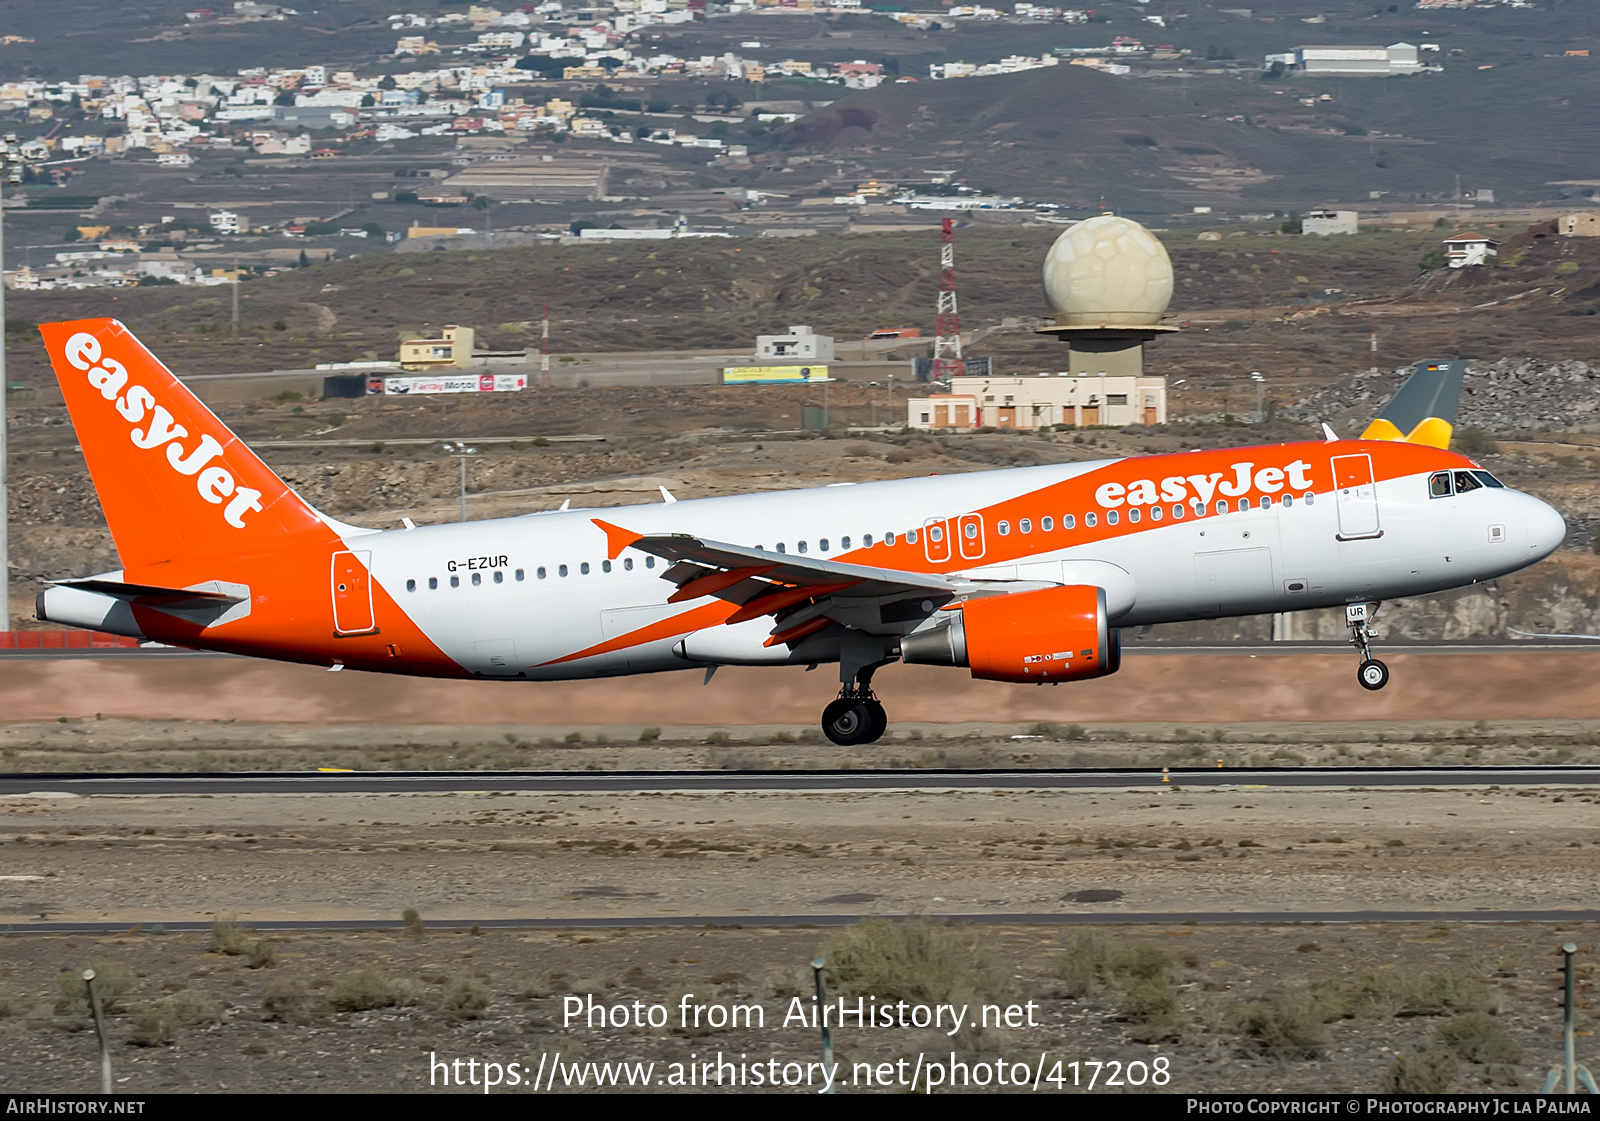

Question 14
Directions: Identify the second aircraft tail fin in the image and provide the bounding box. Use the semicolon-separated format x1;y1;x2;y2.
1360;359;1466;450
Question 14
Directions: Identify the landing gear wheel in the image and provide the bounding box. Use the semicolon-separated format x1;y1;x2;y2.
822;698;875;746
1357;658;1390;691
861;699;888;744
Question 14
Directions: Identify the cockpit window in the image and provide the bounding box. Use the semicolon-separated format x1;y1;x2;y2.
1429;471;1453;498
1472;470;1505;489
1453;470;1483;494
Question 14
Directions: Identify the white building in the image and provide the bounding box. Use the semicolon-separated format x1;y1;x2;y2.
1293;43;1423;76
209;210;248;234
756;325;834;363
1442;232;1498;268
1301;209;1358;236
906;373;1167;430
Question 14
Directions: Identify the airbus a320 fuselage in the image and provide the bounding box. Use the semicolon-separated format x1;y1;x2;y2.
34;320;1565;744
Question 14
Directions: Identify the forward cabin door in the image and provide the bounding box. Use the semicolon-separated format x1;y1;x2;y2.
1332;453;1382;540
331;550;376;635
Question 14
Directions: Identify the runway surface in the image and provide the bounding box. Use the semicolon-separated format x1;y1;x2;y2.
4;765;1598;797
8;910;1599;935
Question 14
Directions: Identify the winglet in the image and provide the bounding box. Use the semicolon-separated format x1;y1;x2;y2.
592;518;643;561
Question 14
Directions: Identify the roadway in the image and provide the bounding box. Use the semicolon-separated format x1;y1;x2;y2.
7;910;1599;935
4;765;1598;797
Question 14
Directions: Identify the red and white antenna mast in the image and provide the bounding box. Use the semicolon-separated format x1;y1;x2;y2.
540;303;551;389
931;217;964;381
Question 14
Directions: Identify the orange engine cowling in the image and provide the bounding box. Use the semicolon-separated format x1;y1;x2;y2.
899;584;1120;684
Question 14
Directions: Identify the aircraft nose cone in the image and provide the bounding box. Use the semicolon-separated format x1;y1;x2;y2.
1526;496;1566;560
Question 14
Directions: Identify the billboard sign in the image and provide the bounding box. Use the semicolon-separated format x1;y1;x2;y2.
382;374;527;395
721;365;828;385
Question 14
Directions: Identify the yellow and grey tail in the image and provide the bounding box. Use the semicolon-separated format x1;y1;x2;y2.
1360;360;1465;450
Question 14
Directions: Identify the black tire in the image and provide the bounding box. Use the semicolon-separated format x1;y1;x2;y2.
1357;658;1390;691
822;698;875;746
861;699;888;744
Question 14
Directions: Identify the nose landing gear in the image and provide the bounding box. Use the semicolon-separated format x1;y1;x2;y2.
1346;601;1389;691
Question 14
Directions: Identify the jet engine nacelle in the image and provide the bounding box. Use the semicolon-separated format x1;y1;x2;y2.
899;584;1120;684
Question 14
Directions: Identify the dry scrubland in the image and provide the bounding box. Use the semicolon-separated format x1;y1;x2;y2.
0;919;1592;1094
8;717;1600;774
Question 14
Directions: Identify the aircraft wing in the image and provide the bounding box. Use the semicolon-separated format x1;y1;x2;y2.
593;518;965;639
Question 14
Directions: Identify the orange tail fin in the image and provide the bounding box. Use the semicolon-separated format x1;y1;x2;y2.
40;319;335;570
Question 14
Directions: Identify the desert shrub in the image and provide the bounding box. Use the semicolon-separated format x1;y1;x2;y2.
1118;975;1181;1029
328;967;425;1012
639;727;662;742
246;940;277;969
821;918;1007;1005
128;988;223;1046
0;984;32;1018
1437;1012;1523;1065
441;976;492;1020
1404;971;1494;1016
403;908;425;937
1382;1047;1459;1093
1244;989;1334;1059
261;978;323;1021
210;915;246;955
55;961;135;1015
514;971;558;999
1054;931;1107;998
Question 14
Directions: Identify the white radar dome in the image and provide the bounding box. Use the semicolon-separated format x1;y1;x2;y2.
1042;214;1174;327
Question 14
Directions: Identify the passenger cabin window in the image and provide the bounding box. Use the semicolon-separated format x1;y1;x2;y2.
1084;513;1096;528
776;543;786;554
1304;492;1316;505
841;536;852;549
1020;518;1032;534
1429;471;1454;498
997;521;1010;536
819;539;829;552
1172;504;1184;519
559;564;569;577
1149;505;1162;521
885;532;896;546
907;529;917;544
1063;515;1076;530
1282;495;1293;508
1453;471;1483;494
450;575;460;588
428;577;438;590
1127;508;1140;523
602;560;612;573
406;579;416;592
581;562;591;575
494;570;504;584
536;567;545;579
624;558;634;571
798;541;808;554
1216;500;1228;515
1106;510;1119;526
516;569;525;581
471;572;481;586
1042;517;1054;532
646;556;656;569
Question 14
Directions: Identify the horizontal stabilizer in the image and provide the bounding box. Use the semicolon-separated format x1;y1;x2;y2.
1361;360;1465;450
52;578;246;604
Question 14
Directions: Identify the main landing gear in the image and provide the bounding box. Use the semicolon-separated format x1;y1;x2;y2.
822;686;887;746
1346;601;1390;691
821;637;895;746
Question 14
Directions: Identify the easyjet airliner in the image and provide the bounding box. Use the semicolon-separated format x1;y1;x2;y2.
34;320;1565;745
